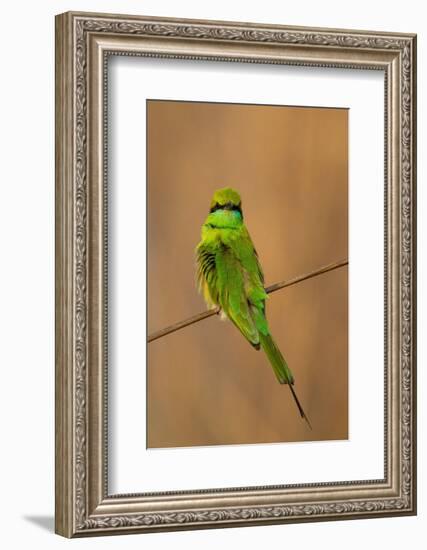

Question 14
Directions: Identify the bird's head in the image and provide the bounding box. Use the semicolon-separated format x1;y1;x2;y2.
209;187;243;216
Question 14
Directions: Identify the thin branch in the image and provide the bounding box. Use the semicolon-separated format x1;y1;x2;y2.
148;258;348;343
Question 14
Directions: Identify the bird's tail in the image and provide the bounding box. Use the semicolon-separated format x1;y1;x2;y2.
259;333;312;429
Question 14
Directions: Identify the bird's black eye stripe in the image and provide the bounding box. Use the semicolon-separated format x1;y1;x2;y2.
210;202;242;215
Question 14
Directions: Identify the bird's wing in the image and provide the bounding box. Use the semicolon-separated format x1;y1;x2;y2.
238;226;265;284
196;241;218;308
227;226;268;312
215;244;260;346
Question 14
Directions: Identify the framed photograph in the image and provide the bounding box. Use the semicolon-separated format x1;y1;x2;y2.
55;11;417;537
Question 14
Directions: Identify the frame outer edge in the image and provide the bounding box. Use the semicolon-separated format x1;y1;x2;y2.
409;34;417;514
413;34;417;514
62;10;417;40
55;12;75;538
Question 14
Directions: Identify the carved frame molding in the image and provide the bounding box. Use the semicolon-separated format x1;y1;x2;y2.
55;12;416;537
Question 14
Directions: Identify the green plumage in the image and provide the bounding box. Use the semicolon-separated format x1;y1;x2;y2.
196;187;310;426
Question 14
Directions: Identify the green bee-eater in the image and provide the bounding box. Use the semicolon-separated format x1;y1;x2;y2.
196;187;311;427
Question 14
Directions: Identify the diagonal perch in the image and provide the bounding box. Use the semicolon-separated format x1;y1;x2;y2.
148;258;348;343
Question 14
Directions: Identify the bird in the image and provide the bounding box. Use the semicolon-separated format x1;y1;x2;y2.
195;187;311;428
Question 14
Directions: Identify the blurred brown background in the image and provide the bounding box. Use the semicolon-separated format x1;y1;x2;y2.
147;100;348;448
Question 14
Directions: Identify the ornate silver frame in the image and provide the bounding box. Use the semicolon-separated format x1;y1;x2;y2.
55;11;417;537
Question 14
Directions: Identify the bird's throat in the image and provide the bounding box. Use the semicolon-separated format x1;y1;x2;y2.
205;208;243;229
